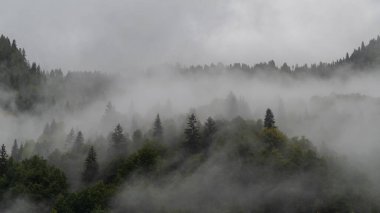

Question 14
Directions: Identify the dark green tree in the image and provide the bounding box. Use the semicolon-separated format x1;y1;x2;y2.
184;113;201;153
153;114;163;141
82;146;99;183
0;144;8;176
264;108;276;128
14;155;67;201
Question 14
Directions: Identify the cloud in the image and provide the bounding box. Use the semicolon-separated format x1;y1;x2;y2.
1;0;380;72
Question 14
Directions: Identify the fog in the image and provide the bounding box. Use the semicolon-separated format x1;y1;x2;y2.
1;0;380;71
0;65;380;211
2;0;380;212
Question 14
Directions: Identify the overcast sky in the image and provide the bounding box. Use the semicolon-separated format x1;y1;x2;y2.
1;0;380;72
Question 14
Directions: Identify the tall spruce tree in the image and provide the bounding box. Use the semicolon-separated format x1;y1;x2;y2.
111;124;128;156
11;139;19;161
203;117;217;150
65;128;75;145
204;117;217;137
82;146;99;183
264;108;276;128
72;131;84;152
153;114;163;141
0;144;8;176
112;124;127;145
184;113;201;153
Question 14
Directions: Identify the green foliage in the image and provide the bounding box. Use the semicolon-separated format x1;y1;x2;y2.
104;141;165;184
7;156;68;201
260;127;287;149
54;182;115;213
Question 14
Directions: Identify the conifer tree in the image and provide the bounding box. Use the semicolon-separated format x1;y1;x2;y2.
204;117;217;137
11;139;19;161
82;146;99;183
153;114;163;141
264;108;276;128
184;113;201;153
65;128;75;145
0;144;8;176
133;129;143;143
112;124;127;146
72;131;84;152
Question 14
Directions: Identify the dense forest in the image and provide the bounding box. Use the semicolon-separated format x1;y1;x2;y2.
1;35;380;212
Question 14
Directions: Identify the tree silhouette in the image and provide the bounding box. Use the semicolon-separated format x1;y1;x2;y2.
184;113;201;153
0;144;8;176
153;114;163;141
264;108;276;128
82;146;99;183
72;131;84;152
111;124;128;155
11;139;19;161
112;124;127;145
204;117;217;138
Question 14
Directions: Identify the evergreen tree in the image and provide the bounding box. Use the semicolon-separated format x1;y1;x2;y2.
184;113;201;153
110;124;128;156
112;124;127;146
264;108;276;128
82;146;99;183
72;131;84;152
11;139;19;161
204;117;217;138
65;128;75;146
133;129;143;143
203;117;217;150
153;114;163;141
0;144;8;176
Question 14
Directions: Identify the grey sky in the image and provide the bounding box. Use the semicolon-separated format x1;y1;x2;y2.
1;0;380;72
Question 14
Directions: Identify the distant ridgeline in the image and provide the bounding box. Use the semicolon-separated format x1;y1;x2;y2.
179;35;380;77
0;35;111;113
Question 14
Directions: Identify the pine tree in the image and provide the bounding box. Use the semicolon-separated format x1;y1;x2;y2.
203;117;217;150
82;146;99;183
133;129;143;143
184;113;201;153
264;108;276;128
66;128;75;145
72;131;84;152
112;124;127;146
204;117;217;137
11;139;19;161
0;144;8;176
153;114;163;141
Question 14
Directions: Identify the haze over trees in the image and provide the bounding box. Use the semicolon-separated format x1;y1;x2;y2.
1;35;380;213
